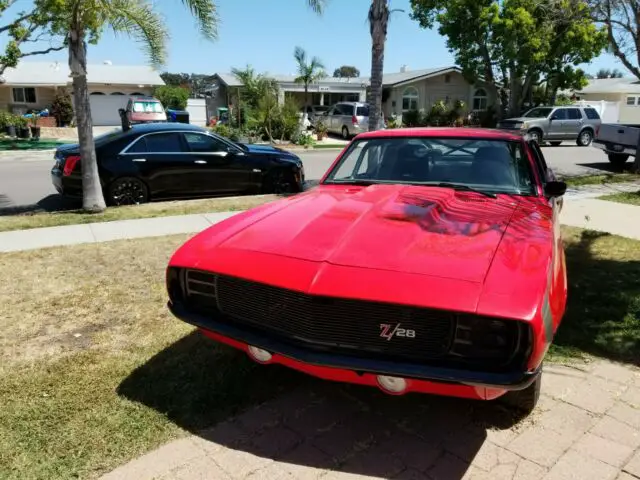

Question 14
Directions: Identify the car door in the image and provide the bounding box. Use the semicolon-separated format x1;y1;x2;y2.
547;108;568;139
119;131;197;199
563;108;584;139
183;132;257;194
324;106;336;132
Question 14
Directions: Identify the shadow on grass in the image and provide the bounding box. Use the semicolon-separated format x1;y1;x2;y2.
554;229;640;366
118;329;529;479
0;194;79;216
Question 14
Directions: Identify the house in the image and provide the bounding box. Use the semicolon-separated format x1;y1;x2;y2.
207;66;492;121
0;61;165;126
575;77;640;123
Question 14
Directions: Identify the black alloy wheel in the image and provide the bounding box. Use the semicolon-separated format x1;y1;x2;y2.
107;177;149;206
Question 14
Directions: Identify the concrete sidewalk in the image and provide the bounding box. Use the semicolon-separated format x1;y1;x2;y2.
1;187;640;253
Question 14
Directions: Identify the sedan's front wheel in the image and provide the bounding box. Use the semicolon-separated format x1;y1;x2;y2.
107;177;149;206
264;169;298;195
500;370;542;415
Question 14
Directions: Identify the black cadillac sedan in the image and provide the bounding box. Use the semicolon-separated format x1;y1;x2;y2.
51;123;305;205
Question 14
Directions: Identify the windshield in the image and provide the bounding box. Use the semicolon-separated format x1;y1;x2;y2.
132;101;164;113
323;137;536;196
522;107;553;118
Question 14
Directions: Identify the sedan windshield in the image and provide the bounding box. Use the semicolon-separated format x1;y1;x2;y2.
523;107;553;118
323;137;536;196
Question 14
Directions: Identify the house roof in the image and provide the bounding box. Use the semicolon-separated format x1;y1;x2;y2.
214;66;461;89
578;77;640;95
1;61;164;86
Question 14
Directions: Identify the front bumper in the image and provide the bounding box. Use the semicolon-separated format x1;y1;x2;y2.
169;301;541;397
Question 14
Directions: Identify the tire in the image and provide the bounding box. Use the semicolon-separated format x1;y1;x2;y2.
608;153;630;167
549;141;562;146
106;177;149;206
577;129;593;147
501;370;542;415
341;126;350;140
528;129;542;144
264;169;298;195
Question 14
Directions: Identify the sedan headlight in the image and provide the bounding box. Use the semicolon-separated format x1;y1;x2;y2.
520;122;528;129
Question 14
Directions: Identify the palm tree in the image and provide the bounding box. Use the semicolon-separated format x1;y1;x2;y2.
50;0;325;213
293;46;326;107
367;0;402;132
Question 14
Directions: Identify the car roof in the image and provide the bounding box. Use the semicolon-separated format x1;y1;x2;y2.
129;122;207;134
356;127;524;141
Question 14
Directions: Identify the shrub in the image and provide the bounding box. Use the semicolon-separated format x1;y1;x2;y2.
50;91;74;127
211;124;231;138
402;109;421;127
154;85;189;110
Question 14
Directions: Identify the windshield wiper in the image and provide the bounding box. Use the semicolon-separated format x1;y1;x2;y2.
436;182;497;199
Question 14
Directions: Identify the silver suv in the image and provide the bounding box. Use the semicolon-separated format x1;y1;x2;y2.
321;102;370;139
497;106;601;146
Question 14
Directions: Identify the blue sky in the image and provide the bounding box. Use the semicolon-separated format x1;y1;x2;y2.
3;0;624;76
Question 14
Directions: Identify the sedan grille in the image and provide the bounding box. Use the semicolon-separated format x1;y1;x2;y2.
183;270;455;362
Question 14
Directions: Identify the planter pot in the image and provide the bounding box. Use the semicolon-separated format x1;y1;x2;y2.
17;126;30;139
30;126;41;140
5;125;16;137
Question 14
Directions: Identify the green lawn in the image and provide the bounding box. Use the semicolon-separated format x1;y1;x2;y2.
598;190;640;206
0;195;282;232
0;226;638;479
0;138;72;151
563;172;640;187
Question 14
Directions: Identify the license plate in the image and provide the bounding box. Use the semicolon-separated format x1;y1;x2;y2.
613;144;623;151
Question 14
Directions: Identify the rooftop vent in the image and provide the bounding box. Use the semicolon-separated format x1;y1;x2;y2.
103;60;112;65
400;65;409;73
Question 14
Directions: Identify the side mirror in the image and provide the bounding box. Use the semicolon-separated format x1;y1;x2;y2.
544;181;567;197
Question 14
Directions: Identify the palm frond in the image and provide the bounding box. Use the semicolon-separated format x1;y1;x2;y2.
307;0;326;15
103;0;169;67
294;46;307;68
179;0;219;40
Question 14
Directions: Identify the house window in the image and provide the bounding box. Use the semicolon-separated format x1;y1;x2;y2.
90;92;105;95
626;96;637;106
12;87;37;104
111;92;125;95
473;88;488;111
402;87;419;111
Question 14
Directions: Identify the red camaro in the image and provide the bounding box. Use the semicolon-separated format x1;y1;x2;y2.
166;128;567;414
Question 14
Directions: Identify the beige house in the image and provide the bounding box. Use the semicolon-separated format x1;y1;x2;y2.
0;61;164;125
208;66;493;120
575;77;640;123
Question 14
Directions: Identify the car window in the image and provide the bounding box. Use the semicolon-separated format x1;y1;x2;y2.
356;105;370;117
337;104;353;116
584;108;600;120
132;101;164;114
183;133;229;153
325;137;536;196
140;133;185;153
523;107;553;118
567;108;582;120
126;137;148;153
551;109;568;120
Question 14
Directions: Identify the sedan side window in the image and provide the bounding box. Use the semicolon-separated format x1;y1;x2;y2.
184;133;229;153
126;137;147;153
144;133;185;153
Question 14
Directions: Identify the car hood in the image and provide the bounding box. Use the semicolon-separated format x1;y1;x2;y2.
501;117;543;123
216;184;520;283
241;143;286;154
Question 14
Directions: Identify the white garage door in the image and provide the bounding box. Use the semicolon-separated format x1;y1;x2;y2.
186;98;207;126
89;94;131;126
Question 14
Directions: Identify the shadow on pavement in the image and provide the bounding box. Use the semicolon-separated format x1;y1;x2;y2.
118;331;526;479
575;162;635;174
0;193;79;216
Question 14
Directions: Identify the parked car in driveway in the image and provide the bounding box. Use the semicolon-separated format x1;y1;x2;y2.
119;95;167;130
592;122;640;167
301;105;330;127
497;105;601;146
321;102;371;139
51;123;305;205
166;127;568;415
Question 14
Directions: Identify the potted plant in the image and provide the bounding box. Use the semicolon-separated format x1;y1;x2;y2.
4;113;16;137
29;113;41;140
315;119;328;141
16;116;30;139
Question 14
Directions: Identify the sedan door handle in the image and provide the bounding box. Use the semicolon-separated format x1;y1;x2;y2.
194;160;207;164
132;158;146;162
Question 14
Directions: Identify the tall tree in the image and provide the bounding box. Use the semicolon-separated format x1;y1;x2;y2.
590;0;640;79
333;65;360;78
0;0;66;77
595;67;625;78
411;0;607;117
293;46;326;106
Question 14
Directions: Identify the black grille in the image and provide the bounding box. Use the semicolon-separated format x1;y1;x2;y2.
184;270;455;362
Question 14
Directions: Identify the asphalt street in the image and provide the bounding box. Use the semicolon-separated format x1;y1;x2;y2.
0;142;619;214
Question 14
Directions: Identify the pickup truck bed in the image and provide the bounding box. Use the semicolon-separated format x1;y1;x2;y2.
593;123;640;166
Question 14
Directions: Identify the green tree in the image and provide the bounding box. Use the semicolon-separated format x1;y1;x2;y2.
333;65;360;78
410;0;607;117
595;67;624;79
154;85;189;110
293;46;326;106
160;72;191;87
0;0;66;77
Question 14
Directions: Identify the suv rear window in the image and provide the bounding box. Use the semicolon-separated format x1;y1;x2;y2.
132;101;164;113
356;105;369;117
584;108;601;120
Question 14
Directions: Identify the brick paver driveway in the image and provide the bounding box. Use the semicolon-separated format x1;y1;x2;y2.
103;359;640;480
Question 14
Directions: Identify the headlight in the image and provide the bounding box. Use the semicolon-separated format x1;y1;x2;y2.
520;122;528;129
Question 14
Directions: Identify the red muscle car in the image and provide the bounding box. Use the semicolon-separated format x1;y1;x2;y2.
166;128;568;414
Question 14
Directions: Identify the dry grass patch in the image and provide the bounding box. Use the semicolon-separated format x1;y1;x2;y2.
0;194;281;232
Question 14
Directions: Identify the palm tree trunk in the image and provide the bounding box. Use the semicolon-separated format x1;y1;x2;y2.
305;84;309;107
368;0;387;132
69;28;106;212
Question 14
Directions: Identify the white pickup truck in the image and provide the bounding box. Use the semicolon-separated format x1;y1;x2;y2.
593;123;640;167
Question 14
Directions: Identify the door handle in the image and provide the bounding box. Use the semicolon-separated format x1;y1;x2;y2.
132;158;146;162
209;151;229;157
194;160;207;164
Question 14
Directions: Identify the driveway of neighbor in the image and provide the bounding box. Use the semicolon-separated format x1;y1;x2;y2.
101;359;640;480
